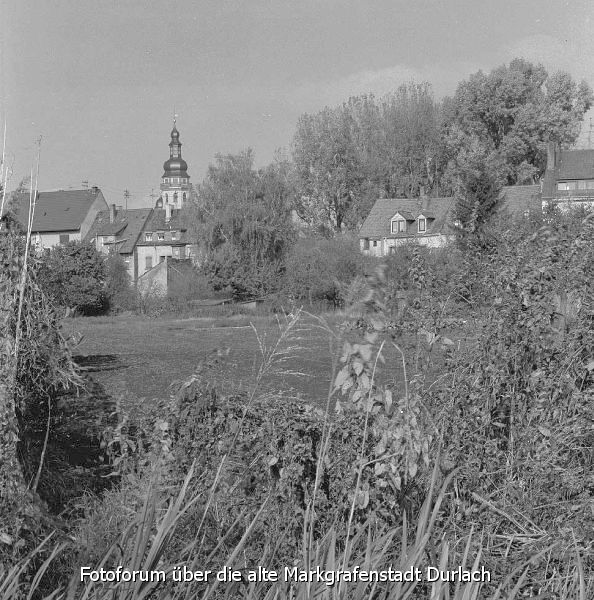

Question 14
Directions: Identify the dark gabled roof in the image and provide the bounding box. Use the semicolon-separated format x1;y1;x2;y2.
96;222;127;236
136;208;191;246
542;149;594;199
142;208;187;232
11;189;105;232
359;197;453;239
85;207;153;254
497;185;541;216
557;149;594;180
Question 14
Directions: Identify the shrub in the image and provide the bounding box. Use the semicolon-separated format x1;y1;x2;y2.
104;251;135;312
36;241;107;315
283;234;369;307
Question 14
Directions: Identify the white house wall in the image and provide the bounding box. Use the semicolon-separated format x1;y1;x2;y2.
35;231;81;249
542;199;594;212
137;260;168;296
360;234;451;256
80;193;109;238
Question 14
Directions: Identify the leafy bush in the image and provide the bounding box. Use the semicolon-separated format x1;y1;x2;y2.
104;251;135;312
283;234;369;307
36;241;107;315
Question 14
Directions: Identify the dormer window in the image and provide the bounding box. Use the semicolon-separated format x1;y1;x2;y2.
391;219;406;234
145;232;153;242
157;232;165;241
418;217;426;233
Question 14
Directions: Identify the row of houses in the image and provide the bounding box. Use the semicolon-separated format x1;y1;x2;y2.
359;143;594;256
2;141;593;277
4;187;195;292
2;123;196;294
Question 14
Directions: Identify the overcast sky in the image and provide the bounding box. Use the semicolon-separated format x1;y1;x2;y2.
2;0;593;207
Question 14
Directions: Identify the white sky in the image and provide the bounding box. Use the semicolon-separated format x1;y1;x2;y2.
2;0;593;207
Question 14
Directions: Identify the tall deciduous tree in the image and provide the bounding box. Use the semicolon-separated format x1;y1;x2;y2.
444;58;593;184
292;83;445;232
189;150;295;299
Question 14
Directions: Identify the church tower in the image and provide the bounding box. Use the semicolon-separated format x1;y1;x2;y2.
158;118;191;209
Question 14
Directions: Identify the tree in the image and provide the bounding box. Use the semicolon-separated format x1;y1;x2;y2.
444;58;593;184
292;84;446;232
104;251;134;311
450;134;505;240
36;241;107;314
188;150;296;299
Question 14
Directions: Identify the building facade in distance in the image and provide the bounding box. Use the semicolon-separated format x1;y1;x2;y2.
541;142;594;210
10;187;108;250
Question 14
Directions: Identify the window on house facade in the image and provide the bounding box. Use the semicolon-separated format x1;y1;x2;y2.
391;219;406;234
157;232;165;241
145;232;153;242
418;218;426;233
145;256;152;270
59;234;69;244
363;238;370;250
373;240;378;247
171;231;177;240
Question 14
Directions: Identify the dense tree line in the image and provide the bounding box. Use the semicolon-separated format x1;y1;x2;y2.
187;58;592;299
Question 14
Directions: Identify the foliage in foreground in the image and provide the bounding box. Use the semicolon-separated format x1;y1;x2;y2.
2;211;594;598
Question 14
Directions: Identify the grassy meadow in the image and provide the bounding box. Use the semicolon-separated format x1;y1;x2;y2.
60;311;448;412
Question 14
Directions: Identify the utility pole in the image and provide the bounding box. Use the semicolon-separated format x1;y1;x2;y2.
124;189;130;212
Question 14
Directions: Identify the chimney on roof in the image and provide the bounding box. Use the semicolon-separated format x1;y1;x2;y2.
109;204;116;224
165;202;172;223
546;142;558;171
91;186;99;195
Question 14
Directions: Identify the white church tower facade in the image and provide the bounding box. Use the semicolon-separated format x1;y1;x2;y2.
157;119;191;209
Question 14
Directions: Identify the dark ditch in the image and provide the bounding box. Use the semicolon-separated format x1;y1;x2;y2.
22;355;127;515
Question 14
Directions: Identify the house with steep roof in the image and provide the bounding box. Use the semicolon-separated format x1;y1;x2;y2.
9;187;108;250
85;204;153;281
136;203;194;278
359;185;543;257
541;142;594;210
359;197;454;256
